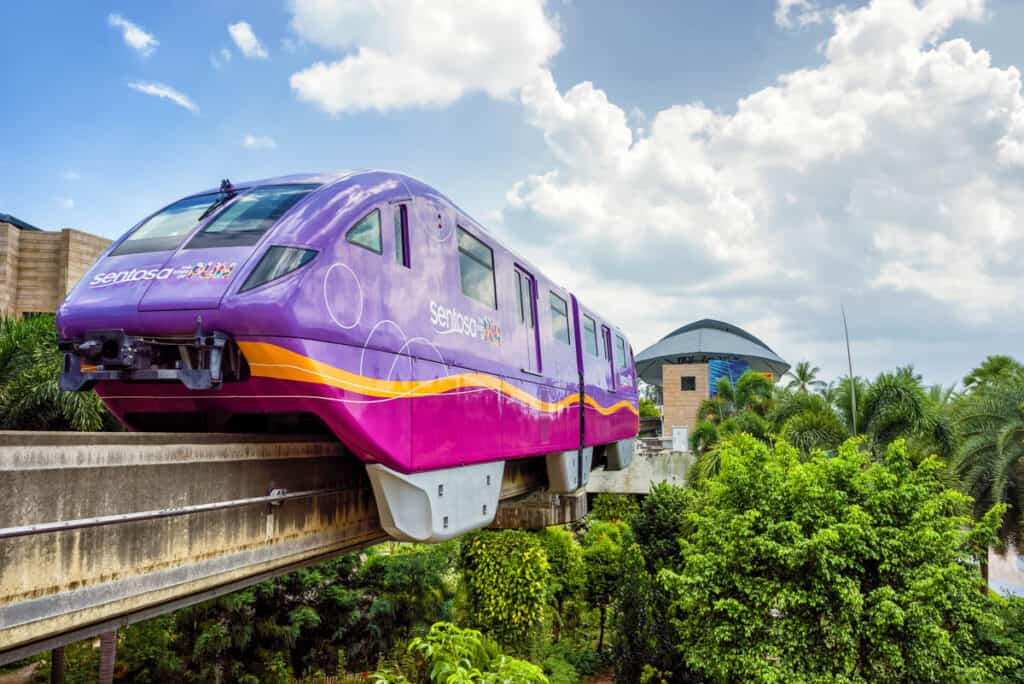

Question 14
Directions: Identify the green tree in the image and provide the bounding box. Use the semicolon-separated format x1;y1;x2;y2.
663;434;1011;683
372;622;548;684
818;380;839;405
589;494;640;523
582;521;627;654
770;391;848;455
954;376;1024;556
861;366;954;459
460;531;549;652
784;361;825;393
639;397;660;418
161;544;457;679
833;374;869;435
631;482;692;573
691;371;774;459
0;314;108;431
963;355;1023;391
536;527;584;642
117;615;184;682
927;382;958;407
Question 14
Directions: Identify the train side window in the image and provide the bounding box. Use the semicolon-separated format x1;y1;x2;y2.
514;270;536;328
457;226;496;308
582;315;599;356
394;204;410;268
615;335;628;368
550;292;571;344
346;209;383;254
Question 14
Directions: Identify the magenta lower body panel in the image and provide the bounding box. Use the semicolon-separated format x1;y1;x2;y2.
95;335;637;474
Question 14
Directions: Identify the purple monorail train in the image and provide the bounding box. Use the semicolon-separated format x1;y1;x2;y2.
56;172;639;541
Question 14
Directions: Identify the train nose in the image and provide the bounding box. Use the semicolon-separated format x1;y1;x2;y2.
137;247;251;311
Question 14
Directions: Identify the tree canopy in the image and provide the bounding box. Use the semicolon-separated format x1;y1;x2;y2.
663;434;1011;683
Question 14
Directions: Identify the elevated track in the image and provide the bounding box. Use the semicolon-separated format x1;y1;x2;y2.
0;431;580;664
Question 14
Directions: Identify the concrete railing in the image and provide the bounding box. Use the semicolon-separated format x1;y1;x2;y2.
0;432;579;663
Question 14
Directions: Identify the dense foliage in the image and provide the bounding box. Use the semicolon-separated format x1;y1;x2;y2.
665;435;1009;682
955;372;1024;548
460;530;550;653
0;314;108;430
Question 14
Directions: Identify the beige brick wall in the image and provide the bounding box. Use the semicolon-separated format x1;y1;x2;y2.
661;363;709;437
0;223;20;316
15;231;65;314
63;229;109;293
0;225;110;317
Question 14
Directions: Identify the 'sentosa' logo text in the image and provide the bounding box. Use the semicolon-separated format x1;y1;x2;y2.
89;262;237;288
430;301;501;345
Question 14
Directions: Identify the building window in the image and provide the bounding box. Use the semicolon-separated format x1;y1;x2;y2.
550;292;570;344
394;204;410;267
582;314;599;357
457;227;496;308
346;209;383;254
681;376;696;391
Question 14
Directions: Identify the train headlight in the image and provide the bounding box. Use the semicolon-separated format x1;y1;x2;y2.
240;246;318;292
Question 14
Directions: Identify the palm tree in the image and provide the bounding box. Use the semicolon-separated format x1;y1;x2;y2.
770;390;847;454
927;383;958;407
691;370;775;469
954;377;1024;551
785;361;825;393
817;380;839;405
860;366;954;459
963;355;1023;391
0;315;108;431
833;375;869;436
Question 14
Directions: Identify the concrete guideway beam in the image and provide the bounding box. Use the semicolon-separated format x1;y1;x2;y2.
0;432;563;664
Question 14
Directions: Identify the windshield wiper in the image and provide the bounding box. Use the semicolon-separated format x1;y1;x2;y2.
198;178;238;221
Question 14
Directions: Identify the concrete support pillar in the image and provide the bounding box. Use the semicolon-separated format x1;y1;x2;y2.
98;630;116;684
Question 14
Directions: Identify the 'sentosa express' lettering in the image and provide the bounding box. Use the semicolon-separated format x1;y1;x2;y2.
430;301;501;345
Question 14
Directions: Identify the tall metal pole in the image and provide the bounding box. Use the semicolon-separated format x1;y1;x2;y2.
842;304;857;437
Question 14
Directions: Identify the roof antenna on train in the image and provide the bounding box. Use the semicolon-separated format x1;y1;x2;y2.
220;178;234;195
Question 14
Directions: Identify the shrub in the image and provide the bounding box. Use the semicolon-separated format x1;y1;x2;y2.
460;531;549;652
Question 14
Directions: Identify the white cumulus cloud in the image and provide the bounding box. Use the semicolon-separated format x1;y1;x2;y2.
127;82;199;113
499;0;1024;382
774;0;827;28
211;48;233;70
108;14;159;57
287;0;561;114
229;21;269;59
243;134;277;150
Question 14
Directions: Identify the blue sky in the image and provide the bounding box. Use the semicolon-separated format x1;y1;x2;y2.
3;0;1024;386
0;1;825;235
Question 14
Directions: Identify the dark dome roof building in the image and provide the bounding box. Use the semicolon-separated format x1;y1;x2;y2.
635;319;789;449
636;319;789;387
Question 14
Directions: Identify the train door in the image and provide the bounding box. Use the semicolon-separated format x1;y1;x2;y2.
602;324;616;390
514;266;541;373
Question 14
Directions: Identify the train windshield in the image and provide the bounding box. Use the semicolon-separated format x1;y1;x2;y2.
111;193;222;255
185;184;319;249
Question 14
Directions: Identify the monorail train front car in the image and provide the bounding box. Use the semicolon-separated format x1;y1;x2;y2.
57;172;639;542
